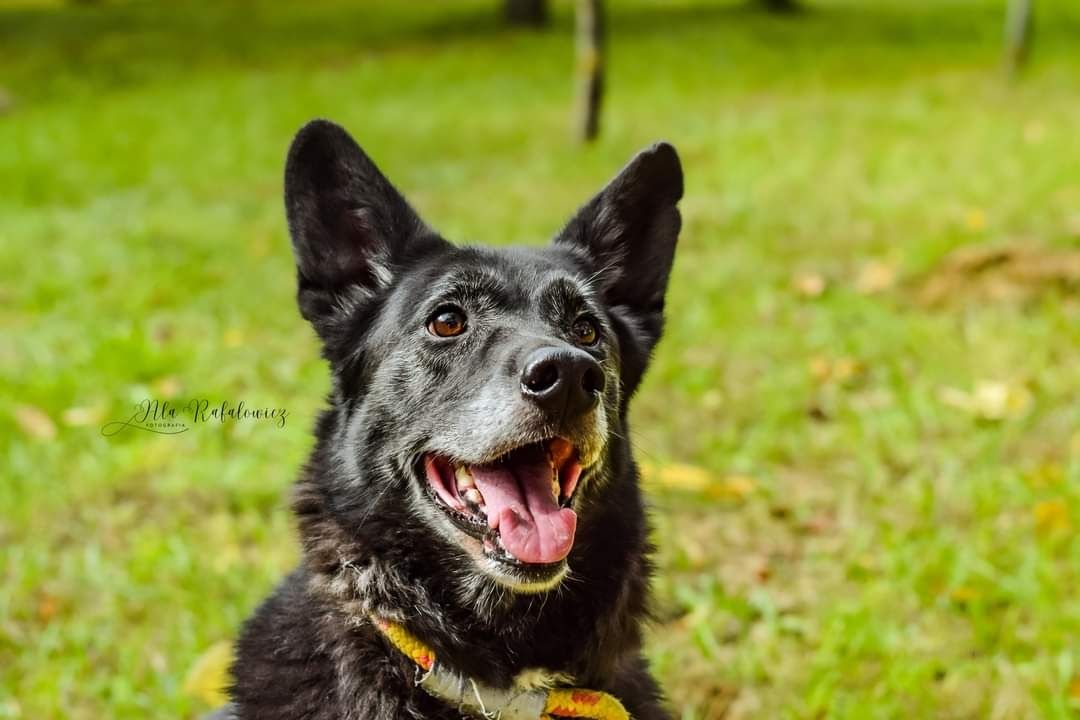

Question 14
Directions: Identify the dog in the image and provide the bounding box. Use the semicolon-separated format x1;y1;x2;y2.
221;119;683;719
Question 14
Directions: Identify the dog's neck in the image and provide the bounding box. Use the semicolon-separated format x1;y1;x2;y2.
368;616;632;719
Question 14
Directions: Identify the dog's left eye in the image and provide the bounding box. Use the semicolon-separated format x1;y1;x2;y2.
571;316;599;346
427;306;468;338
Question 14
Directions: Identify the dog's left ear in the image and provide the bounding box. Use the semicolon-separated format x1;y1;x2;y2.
555;142;683;385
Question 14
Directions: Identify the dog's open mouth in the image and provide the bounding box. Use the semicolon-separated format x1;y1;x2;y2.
423;438;583;567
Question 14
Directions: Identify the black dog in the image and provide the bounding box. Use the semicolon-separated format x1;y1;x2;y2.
224;120;683;719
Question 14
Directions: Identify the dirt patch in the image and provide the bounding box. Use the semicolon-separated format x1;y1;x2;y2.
917;243;1080;307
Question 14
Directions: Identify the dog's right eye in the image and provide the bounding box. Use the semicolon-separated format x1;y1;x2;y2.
427;306;468;338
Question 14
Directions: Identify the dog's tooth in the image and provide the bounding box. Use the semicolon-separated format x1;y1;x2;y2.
551;472;561;501
463;487;485;508
455;465;475;490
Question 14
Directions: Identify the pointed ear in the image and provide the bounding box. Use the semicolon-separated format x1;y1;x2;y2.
284;119;443;338
554;142;683;378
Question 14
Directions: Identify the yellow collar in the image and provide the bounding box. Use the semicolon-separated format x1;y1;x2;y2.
371;617;629;720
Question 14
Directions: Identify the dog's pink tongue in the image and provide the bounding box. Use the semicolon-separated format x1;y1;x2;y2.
470;461;576;564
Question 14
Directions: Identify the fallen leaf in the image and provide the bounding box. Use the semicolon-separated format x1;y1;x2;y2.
808;355;864;385
1024;464;1063;489
705;474;757;501
61;405;105;427
152;376;182;399
642;462;712;492
850;388;893;411
753;560;771;583
1033;500;1071;535
831;357;863;383
799;513;835;534
808;355;832;383
854;260;897;295
972;381;1031;418
1022;121;1045;145
223;327;244;348
183;640;233;708
36;595;59;623
641;463;757;501
964;208;987;232
791;271;827;298
938;381;1031;421
149;651;168;673
700;390;723;411
152;321;175;344
949;586;981;603
13;405;57;440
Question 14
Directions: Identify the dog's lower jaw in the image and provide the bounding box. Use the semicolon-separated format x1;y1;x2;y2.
475;554;569;594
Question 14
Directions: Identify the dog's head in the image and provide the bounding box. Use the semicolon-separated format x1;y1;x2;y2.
286;120;681;594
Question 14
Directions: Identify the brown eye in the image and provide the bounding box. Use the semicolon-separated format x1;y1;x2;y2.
427;307;467;338
571;316;598;346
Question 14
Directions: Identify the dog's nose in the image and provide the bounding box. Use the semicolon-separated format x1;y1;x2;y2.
520;347;605;418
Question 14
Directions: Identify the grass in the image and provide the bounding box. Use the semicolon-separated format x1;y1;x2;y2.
1;0;1078;717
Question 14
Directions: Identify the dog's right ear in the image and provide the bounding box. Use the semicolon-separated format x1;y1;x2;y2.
284;120;442;339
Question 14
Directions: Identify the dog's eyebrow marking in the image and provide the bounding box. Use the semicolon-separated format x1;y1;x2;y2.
424;270;542;325
538;276;593;317
430;270;512;306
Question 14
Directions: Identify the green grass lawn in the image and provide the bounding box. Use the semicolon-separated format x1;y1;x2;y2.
2;0;1078;717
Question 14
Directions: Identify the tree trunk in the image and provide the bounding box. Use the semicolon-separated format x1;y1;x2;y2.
759;0;799;12
504;0;548;27
1004;0;1033;76
574;0;604;143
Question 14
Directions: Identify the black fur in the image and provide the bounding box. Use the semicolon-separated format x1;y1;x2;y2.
227;120;683;719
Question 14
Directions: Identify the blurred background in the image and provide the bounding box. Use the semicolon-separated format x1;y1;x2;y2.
1;0;1078;718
